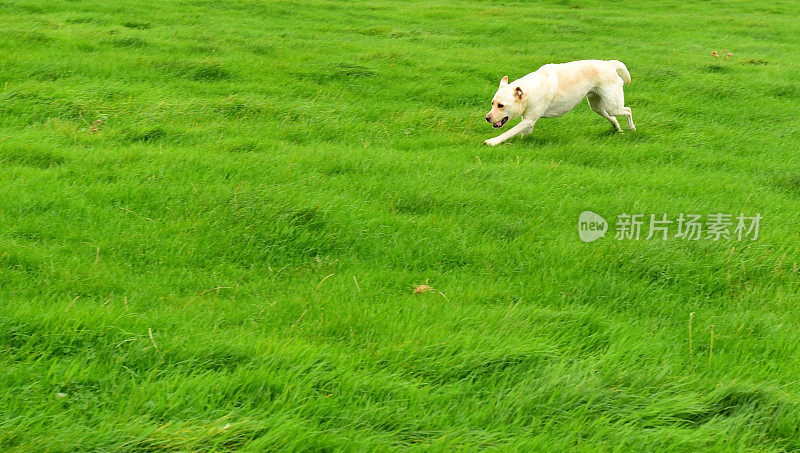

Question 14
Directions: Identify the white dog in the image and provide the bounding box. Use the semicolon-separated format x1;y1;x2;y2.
484;60;634;146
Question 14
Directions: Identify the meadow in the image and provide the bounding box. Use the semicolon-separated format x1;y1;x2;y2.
1;0;799;450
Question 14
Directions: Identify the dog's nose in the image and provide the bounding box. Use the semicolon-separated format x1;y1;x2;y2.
485;115;492;122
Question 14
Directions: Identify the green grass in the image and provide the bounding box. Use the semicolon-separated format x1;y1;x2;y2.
2;0;800;450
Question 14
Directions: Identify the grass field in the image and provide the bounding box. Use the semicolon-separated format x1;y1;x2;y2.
2;0;800;450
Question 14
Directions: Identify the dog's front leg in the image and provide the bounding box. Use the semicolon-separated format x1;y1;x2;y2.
484;119;535;146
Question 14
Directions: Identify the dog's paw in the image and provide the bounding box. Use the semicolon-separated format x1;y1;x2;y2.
484;138;500;146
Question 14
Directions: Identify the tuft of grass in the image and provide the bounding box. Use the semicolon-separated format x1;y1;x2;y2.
122;20;152;30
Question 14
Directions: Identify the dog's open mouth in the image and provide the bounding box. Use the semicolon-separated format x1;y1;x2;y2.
493;116;508;128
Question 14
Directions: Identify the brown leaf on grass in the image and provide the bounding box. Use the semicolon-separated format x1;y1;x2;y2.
413;284;434;294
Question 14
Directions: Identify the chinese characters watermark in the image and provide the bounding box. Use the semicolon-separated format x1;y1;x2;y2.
579;211;761;243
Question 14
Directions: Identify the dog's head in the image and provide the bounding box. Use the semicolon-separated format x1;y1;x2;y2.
485;76;526;128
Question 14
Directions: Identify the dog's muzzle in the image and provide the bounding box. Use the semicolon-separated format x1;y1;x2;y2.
486;116;508;128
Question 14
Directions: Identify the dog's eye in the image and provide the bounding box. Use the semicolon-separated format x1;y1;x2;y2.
497;103;504;109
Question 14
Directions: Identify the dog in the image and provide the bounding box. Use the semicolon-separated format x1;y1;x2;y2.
484;60;634;146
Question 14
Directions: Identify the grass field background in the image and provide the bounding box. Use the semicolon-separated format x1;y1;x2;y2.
2;0;800;450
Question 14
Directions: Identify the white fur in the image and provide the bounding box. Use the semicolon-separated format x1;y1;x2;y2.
484;60;635;146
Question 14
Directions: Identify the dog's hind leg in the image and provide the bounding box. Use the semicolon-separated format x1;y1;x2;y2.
620;106;635;130
603;83;635;130
587;92;622;132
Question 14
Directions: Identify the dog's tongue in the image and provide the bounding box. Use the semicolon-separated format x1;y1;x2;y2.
494;121;502;127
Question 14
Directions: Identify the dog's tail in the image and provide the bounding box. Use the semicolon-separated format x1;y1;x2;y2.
610;60;631;85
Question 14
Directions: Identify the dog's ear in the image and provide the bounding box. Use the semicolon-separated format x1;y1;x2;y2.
514;86;524;100
499;76;508;87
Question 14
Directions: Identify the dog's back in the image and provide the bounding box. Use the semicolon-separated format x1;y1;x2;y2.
535;60;630;118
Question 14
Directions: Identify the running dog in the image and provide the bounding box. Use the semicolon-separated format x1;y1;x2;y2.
484;60;635;146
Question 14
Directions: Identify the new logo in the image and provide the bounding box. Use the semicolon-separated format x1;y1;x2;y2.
578;211;608;242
